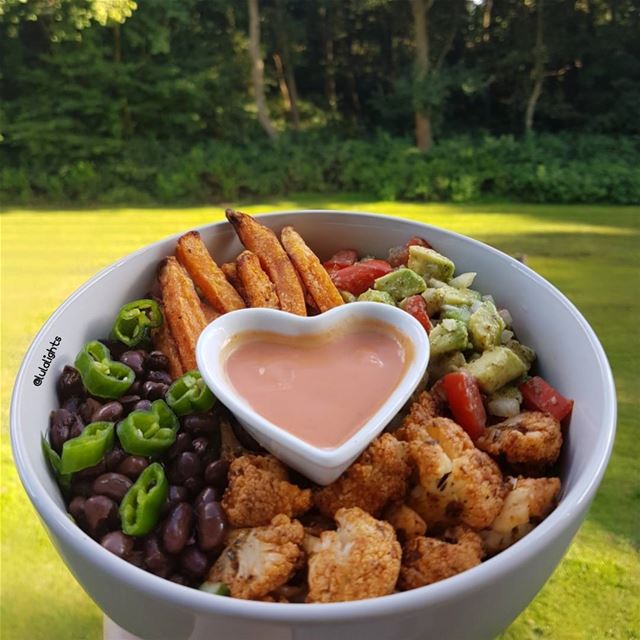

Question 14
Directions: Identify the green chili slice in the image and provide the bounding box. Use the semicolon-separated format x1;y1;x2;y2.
75;340;134;399
42;435;72;493
120;462;168;536
165;370;216;417
110;299;163;348
117;399;179;456
60;421;115;474
199;582;230;596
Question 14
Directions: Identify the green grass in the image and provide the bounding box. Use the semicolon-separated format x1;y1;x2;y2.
2;196;639;639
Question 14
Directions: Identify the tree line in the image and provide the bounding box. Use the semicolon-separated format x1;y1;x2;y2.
1;0;638;204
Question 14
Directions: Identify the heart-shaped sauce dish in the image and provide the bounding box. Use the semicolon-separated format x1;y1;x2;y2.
196;301;430;484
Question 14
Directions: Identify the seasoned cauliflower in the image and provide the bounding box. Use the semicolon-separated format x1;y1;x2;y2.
208;514;305;600
396;390;445;433
481;476;561;555
306;507;401;602
222;455;312;527
314;434;411;517
383;503;427;542
398;417;505;529
476;411;562;472
399;526;484;590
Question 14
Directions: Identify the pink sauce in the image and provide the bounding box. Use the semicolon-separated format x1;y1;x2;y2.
224;320;410;449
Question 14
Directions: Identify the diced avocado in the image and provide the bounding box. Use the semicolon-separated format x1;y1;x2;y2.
374;268;426;301
408;246;455;282
428;279;481;305
429;319;469;357
427;350;467;382
441;304;471;324
468;301;505;351
505;339;536;371
464;346;526;393
488;384;523;404
422;288;446;315
357;289;396;305
340;290;357;303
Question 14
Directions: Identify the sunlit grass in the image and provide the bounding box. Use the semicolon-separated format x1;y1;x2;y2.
2;196;638;639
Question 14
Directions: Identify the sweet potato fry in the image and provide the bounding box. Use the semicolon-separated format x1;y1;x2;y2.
201;301;220;324
151;319;184;379
281;226;344;312
158;256;207;371
225;209;306;316
176;231;245;313
221;260;248;302
237;250;280;309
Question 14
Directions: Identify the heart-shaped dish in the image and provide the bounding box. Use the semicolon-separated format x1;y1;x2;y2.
196;301;430;484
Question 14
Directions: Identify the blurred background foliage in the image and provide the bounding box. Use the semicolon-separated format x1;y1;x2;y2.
1;0;639;205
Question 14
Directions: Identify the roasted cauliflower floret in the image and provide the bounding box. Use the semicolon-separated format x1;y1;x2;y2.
395;390;446;435
399;526;484;590
306;507;401;602
481;476;561;555
222;455;312;527
399;417;505;529
314;434;411;517
476;411;562;472
383;502;427;542
208;514;305;600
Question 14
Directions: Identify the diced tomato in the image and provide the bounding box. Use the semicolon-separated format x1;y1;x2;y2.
441;371;487;441
519;376;574;422
387;236;433;267
401;295;432;333
323;249;359;273
330;259;393;296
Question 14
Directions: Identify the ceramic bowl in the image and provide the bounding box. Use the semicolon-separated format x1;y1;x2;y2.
196;303;430;485
11;211;616;640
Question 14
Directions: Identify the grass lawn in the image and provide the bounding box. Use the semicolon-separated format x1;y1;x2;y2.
1;195;639;639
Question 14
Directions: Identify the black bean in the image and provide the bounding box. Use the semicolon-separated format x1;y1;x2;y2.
70;479;94;498
68;415;85;439
101;340;129;361
167;432;192;460
62;396;83;414
74;459;107;481
231;420;263;452
91;400;123;423
194;486;222;511
119;350;147;377
119;395;142;414
180;546;209;579
162;484;190;517
203;459;229;490
104;447;127;471
144;536;175;578
116;456;149;480
196;501;227;551
169;574;189;586
92;473;133;502
184;476;203;496
127;550;145;569
84;495;119;539
133;399;152;412
142;381;168;400
128;380;142;396
49;409;72;454
147;351;170;372
68;496;87;526
191;437;208;457
80;398;102;424
181;413;216;436
101;531;134;559
167;452;202;485
57;366;85;402
147;370;173;386
163;503;193;554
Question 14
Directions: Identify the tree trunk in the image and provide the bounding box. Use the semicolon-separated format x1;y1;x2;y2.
524;0;545;134
274;0;300;129
248;0;277;140
411;0;433;153
482;0;493;42
320;3;337;112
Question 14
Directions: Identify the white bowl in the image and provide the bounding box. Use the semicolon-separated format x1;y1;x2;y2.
196;304;430;485
10;211;616;640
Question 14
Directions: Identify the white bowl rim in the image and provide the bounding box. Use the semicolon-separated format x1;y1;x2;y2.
10;209;616;623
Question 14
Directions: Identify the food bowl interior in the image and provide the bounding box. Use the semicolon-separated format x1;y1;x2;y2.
11;211;615;639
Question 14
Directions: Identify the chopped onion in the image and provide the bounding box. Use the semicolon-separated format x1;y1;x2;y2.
482;294;495;305
448;272;477;289
488;396;521;418
498;308;513;327
500;329;514;344
470;299;482;313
